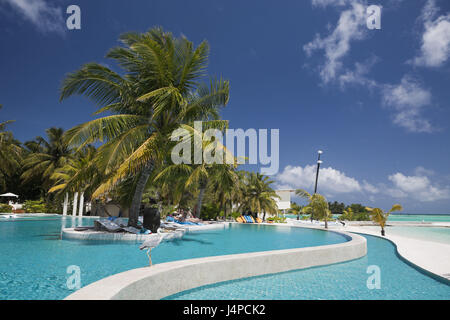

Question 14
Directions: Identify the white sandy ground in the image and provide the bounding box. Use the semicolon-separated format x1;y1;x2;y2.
287;219;450;281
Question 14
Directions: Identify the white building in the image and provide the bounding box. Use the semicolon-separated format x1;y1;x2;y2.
274;189;294;213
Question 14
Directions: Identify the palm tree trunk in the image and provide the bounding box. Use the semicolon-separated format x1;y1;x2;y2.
324;218;328;229
263;211;266;222
195;187;206;219
381;227;385;236
128;162;153;227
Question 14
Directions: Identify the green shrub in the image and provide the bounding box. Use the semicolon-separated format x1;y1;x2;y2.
23;199;48;213
231;212;241;219
0;204;13;213
267;216;286;223
200;203;221;220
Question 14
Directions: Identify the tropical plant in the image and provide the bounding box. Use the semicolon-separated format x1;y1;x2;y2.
295;189;331;228
0;104;22;191
48;146;102;205
0;203;13;213
267;216;286;223
60;27;229;227
22;199;48;213
341;207;354;220
21;127;73;192
239;172;279;221
290;202;302;220
153;123;234;219
367;204;403;236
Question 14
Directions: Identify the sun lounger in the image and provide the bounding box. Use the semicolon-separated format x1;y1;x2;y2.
94;219;123;232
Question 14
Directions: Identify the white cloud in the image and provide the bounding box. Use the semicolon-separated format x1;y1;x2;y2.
303;1;368;83
338;56;379;89
275;164;378;197
412;0;450;67
303;1;440;134
311;0;357;7
388;172;450;202
2;0;65;34
414;166;435;177
382;75;434;133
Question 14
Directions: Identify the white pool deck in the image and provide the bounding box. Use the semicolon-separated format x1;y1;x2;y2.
288;219;450;281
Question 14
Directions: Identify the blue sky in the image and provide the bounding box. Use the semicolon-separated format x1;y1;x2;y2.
1;0;450;213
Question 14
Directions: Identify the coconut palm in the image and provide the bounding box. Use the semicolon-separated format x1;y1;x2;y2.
154;122;234;218
60;28;229;227
367;204;403;236
295;189;331;228
21;128;72;193
341;207;354;221
49;146;101;198
239;172;279;220
209;164;239;220
290;202;302;220
0;105;22;190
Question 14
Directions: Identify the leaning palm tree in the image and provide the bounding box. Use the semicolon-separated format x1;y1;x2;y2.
60;28;230;227
367;204;403;236
295;189;331;228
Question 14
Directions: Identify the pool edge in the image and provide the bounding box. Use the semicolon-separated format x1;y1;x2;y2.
64;227;366;300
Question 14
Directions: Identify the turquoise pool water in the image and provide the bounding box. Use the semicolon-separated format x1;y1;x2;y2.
0;217;346;300
284;214;450;222
388;214;450;222
165;234;450;300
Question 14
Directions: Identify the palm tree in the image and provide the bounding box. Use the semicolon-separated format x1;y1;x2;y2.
49;146;101;198
341;207;354;221
0;105;22;191
295;189;331;228
367;204;403;236
60;28;230;227
154;123;234;219
21;128;73;193
209;164;239;220
290;202;302;220
240;172;279;221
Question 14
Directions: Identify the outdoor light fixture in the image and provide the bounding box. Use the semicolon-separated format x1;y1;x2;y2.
314;151;323;194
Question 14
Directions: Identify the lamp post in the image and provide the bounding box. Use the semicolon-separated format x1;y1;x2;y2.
311;150;323;222
314;150;323;194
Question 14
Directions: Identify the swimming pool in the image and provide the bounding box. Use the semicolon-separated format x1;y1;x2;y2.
165;233;450;300
0;216;346;300
388;215;450;222
283;214;450;222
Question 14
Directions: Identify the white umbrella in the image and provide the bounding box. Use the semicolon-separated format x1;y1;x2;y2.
0;193;19;197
